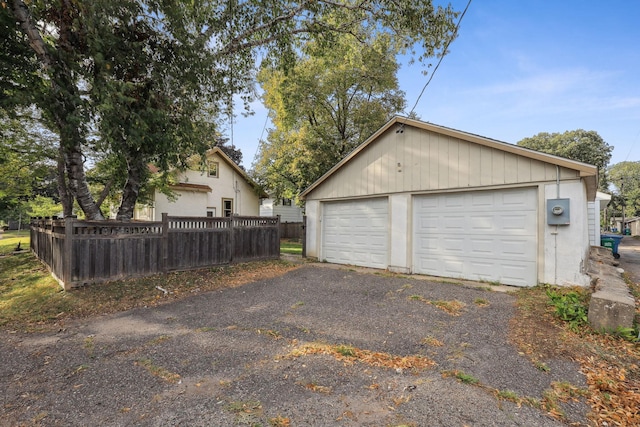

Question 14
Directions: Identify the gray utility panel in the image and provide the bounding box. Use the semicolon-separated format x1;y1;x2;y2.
547;198;570;225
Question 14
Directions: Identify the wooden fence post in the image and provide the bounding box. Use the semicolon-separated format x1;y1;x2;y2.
162;213;169;274
229;215;235;263
301;215;307;258
63;216;74;288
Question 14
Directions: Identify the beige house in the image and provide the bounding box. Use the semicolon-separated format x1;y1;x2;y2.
135;147;266;220
300;116;598;287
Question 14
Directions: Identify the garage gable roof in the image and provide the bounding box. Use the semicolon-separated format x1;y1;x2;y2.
300;116;598;199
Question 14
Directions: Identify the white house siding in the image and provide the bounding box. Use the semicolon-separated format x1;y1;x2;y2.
259;199;304;222
153;189;209;219
303;118;597;287
137;149;261;220
191;152;259;218
587;201;600;246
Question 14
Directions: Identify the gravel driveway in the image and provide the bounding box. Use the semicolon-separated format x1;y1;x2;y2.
1;264;588;426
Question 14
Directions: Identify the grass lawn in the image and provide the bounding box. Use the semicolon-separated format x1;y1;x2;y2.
0;230;30;255
0;230;70;328
280;238;302;255
0;234;298;332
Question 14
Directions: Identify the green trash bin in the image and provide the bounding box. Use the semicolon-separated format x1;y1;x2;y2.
601;237;615;251
601;234;622;259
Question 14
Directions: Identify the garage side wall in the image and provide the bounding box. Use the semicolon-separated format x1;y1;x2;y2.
543;181;592;286
305;200;320;259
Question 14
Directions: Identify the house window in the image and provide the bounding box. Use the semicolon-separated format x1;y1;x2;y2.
222;198;233;217
208;161;219;178
206;207;216;217
282;198;292;206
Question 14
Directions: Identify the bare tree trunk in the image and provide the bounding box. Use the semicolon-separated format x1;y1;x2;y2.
12;0;105;220
57;147;73;217
96;178;114;209
116;153;146;221
63;139;104;220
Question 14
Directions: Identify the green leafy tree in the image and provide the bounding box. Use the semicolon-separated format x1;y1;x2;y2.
254;33;409;199
608;161;640;219
88;2;221;220
0;114;58;220
24;196;62;218
5;0;458;220
517;130;613;191
214;136;244;168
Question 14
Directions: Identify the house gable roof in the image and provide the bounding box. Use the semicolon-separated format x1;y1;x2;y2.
189;147;268;198
300;116;598;200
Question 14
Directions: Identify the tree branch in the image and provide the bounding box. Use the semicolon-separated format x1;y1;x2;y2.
11;0;52;68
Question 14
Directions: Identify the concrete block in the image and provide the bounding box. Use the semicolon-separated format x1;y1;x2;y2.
588;289;636;332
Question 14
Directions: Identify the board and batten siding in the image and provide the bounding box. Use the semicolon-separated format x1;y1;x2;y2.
305;126;579;200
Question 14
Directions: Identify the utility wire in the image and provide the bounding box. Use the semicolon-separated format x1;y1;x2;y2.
252;113;270;167
407;0;473;117
624;128;640;161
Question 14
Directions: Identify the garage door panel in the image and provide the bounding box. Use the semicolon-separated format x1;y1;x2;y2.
444;194;465;208
501;212;536;231
443;259;464;275
502;191;532;207
500;239;535;258
469;238;494;254
416;215;439;231
322;198;388;269
443;215;466;231
417;236;439;251
471;192;494;207
500;264;536;287
441;237;465;254
469;215;495;231
468;260;495;276
415;197;440;210
413;188;537;286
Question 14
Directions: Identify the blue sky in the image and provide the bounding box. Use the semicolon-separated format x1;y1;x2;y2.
228;0;640;169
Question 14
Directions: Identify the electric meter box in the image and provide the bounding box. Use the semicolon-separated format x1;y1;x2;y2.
547;198;570;225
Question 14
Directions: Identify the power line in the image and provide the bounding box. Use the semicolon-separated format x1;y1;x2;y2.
407;0;473;117
251;113;270;167
624;128;640;161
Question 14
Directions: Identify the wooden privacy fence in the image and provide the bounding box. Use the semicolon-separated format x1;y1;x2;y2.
30;214;280;290
279;221;304;239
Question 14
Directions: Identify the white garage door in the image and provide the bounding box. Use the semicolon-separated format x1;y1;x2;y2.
413;188;537;287
322;198;388;269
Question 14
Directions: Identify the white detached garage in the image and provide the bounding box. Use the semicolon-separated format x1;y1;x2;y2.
300;117;598;287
